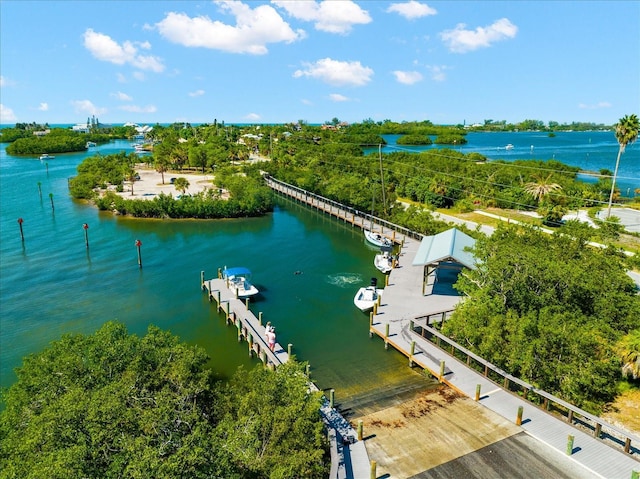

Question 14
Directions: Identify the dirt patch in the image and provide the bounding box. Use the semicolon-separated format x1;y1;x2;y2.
354;385;522;478
603;388;640;436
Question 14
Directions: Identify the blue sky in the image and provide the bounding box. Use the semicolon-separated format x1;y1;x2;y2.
1;1;638;126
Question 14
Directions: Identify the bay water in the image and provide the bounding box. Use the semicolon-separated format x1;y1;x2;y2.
1;131;637;409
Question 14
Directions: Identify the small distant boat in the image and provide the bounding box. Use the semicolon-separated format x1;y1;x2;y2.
364;230;393;248
85;141;97;148
354;278;383;313
39;153;55;160
222;267;259;298
505;144;514;150
374;250;394;274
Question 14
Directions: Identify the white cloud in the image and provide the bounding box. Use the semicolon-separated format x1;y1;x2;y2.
112;91;133;101
440;18;517;53
329;93;349;102
427;65;448;82
393;70;423;85
71;100;107;116
1;76;16;88
38;103;49;111
189;89;205;97
0;104;17;123
578;101;612;109
387;1;437;20
155;2;304;55
245;112;261;120
274;0;371;34
83;28;165;72
293;58;373;86
119;104;158;113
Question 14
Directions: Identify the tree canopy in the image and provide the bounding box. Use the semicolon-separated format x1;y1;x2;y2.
0;322;328;479
442;224;640;412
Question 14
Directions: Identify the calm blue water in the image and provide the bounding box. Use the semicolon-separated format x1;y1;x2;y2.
0;140;424;404
381;131;639;195
1;132;637;401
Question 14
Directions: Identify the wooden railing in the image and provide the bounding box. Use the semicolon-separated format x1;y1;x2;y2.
264;175;423;241
410;317;640;457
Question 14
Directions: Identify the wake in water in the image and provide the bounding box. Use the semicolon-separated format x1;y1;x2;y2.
326;272;363;288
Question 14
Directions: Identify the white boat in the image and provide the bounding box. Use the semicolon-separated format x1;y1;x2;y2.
39;153;55;160
364;230;393;248
374;251;394;274
354;279;383;313
222;267;259;298
505;143;514;150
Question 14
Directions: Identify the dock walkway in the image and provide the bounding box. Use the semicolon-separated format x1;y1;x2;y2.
265;177;639;478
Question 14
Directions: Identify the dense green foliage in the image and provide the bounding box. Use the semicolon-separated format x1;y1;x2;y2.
396;134;433;145
5;128;88;155
0;322;328;479
442;225;640;412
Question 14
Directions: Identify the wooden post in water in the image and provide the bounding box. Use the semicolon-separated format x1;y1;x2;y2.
217;267;221;279
236;317;242;342
37;182;42;199
357;420;363;441
245;297;249;309
439;360;445;382
49;192;54;211
566;435;574;455
260;349;267;365
258;311;263;326
329;389;335;408
83;223;89;249
409;341;415;367
248;333;254;357
200;270;205;288
516;406;523;426
17;218;24;242
287;343;293;359
135;239;142;268
369;312;373;337
384;323;389;349
475;384;481;401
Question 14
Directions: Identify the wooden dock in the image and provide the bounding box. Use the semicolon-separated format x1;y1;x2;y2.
265;176;640;478
200;270;371;479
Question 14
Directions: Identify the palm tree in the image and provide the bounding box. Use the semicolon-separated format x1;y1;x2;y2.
616;330;640;380
523;174;562;201
606;114;639;219
174;177;189;195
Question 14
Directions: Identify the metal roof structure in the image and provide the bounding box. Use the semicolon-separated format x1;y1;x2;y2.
412;228;476;269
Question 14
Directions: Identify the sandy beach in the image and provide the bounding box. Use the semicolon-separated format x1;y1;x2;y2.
114;165;225;200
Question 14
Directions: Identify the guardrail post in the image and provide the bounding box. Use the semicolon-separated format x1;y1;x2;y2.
439;360;445;382
566;435;574;455
625;438;631;454
516;406;523;426
594;423;601;439
358;419;364;441
475;384;481;401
